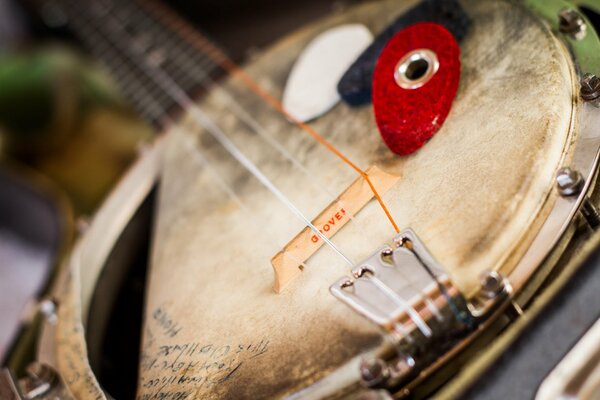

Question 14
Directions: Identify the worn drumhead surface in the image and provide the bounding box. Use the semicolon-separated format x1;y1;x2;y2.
140;0;576;398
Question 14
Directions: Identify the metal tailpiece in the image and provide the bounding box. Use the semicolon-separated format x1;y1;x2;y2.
330;229;510;390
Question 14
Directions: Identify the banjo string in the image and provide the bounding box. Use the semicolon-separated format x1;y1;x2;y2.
70;0;356;267
108;1;428;302
137;0;401;235
173;125;311;272
99;3;437;318
116;0;362;228
68;8;312;272
67;0;441;331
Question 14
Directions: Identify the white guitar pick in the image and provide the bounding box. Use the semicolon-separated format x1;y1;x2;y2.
282;24;373;122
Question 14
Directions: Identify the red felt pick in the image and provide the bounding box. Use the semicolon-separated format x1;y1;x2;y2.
372;22;460;156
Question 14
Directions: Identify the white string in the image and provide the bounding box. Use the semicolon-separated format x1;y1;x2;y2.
69;5;312;272
117;3;443;322
117;0;362;230
173;126;310;272
73;0;355;267
369;276;432;337
68;0;442;332
182;104;354;266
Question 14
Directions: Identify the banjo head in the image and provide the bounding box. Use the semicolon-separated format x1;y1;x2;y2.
138;0;576;398
42;0;600;399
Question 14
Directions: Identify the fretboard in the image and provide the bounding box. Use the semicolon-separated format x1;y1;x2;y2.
52;0;225;124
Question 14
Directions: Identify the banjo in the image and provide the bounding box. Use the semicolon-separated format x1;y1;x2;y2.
4;0;600;398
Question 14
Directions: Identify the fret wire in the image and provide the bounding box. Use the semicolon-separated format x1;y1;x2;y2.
65;0;223;118
111;8;211;115
89;32;174;118
120;0;220;65
75;28;163;115
80;0;334;191
66;7;168;121
114;0;221;83
121;20;202;94
58;0;173;120
83;33;165;118
123;30;217;96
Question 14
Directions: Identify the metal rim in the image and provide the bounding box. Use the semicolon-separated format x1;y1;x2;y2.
507;0;600;297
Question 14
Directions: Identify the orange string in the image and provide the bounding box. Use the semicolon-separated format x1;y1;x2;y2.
140;0;400;234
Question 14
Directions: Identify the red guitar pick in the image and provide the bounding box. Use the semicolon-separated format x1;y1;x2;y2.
372;22;460;155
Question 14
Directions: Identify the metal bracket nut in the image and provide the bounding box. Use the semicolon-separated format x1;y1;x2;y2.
556;167;584;197
558;8;587;40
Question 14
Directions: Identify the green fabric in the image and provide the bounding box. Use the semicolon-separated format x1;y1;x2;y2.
0;53;55;136
0;48;122;140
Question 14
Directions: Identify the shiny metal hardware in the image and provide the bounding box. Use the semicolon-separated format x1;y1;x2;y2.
479;270;506;300
394;49;439;90
330;229;465;339
38;299;58;325
0;363;73;400
580;73;600;107
360;359;390;387
467;270;512;320
331;230;513;391
558;8;586;40
556;167;584;197
330;229;469;387
20;363;57;400
359;354;416;391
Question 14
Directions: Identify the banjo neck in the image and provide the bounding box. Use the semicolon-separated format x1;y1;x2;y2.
57;0;224;125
